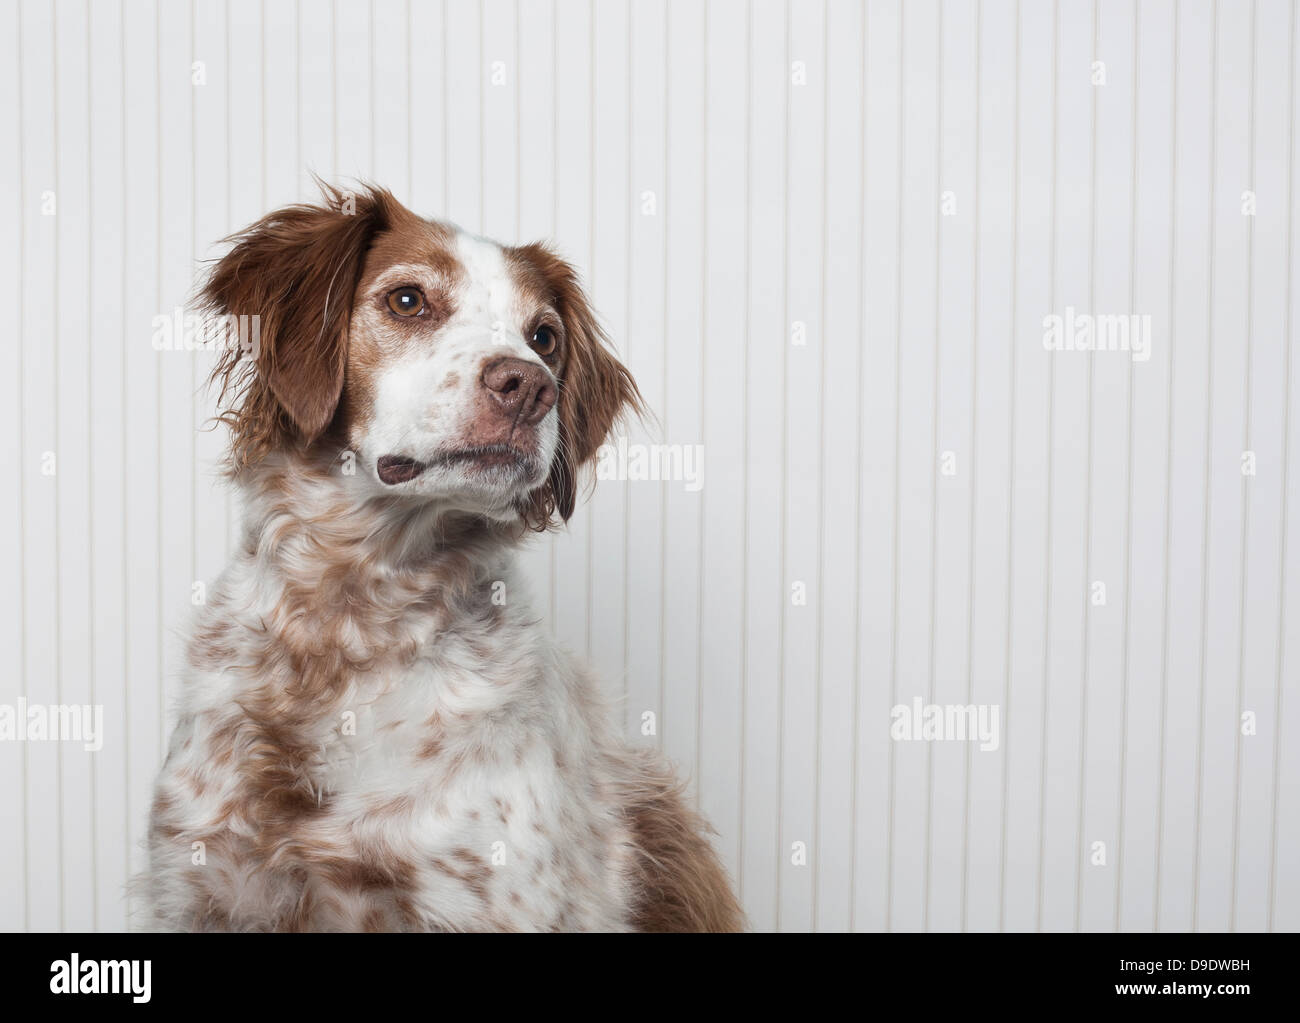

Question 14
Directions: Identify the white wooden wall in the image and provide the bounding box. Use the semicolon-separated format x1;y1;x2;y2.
3;0;1299;933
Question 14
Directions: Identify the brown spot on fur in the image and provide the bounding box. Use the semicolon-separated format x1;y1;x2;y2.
432;856;491;902
178;766;210;799
150;790;175;820
322;860;403;893
453;846;486;868
208;714;329;846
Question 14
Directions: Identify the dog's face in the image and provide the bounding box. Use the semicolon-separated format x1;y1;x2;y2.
344;219;569;517
204;185;638;526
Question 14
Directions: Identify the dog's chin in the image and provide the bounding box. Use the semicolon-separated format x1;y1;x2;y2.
374;445;549;511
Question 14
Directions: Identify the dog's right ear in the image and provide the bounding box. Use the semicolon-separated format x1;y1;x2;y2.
203;183;395;469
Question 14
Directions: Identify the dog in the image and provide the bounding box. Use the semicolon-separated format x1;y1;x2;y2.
140;184;744;932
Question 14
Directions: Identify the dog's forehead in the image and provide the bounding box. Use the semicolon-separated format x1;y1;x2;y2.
362;215;536;324
363;211;461;281
451;229;520;320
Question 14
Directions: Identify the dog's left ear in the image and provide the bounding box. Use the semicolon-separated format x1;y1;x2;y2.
510;244;642;527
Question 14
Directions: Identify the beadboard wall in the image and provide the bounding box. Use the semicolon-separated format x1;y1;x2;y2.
2;0;1298;932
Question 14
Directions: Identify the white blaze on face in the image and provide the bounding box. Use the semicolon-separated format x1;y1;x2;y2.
453;230;527;333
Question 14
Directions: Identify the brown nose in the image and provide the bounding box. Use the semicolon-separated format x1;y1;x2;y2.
481;357;558;427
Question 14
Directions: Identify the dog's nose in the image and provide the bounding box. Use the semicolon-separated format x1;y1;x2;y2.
481;358;557;426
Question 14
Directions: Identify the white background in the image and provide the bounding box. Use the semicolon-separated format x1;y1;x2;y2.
2;0;1299;932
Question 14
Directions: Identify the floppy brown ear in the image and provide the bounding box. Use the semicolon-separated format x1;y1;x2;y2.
204;183;396;468
509;243;642;526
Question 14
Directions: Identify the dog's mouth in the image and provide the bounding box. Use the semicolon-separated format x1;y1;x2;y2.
377;446;541;486
376;455;428;485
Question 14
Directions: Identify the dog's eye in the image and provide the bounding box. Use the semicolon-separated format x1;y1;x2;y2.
386;287;425;317
530;325;558;358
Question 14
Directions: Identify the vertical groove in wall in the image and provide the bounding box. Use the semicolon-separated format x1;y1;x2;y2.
1113;0;1142;933
444;0;450;216
1229;0;1259;933
371;0;377;181
1267;0;1297;936
997;0;1022;934
694;0;709;812
774;0;792;933
1072;0;1102;934
52;0;65;932
959;0;983;934
736;0;753;906
548;0;557;627
119;0;130;929
154;0;164;766
621;0;632;731
885;0;905;934
300;0;305;198
1154;0;1180;932
811;0;828;931
477;0;484;232
264;4;269;208
189;0;196;655
87;0;98;933
922;0;945;935
223;0;233;558
331;0;338;178
847;0;867;934
16;0;29;935
1034;0;1061;934
1191;0;1220;933
407;0;413;201
587;0;597;664
513;0;519;243
656;0;670;754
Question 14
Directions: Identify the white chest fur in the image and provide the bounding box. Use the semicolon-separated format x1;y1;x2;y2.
144;529;635;933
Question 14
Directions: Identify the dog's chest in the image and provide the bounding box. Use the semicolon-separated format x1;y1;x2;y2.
214;639;632;932
152;552;635;932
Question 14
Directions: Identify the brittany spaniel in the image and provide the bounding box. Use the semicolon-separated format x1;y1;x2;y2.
140;184;743;932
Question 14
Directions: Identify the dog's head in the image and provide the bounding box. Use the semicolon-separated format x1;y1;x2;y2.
203;184;639;528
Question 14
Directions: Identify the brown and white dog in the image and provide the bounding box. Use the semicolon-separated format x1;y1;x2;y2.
140;184;743;932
